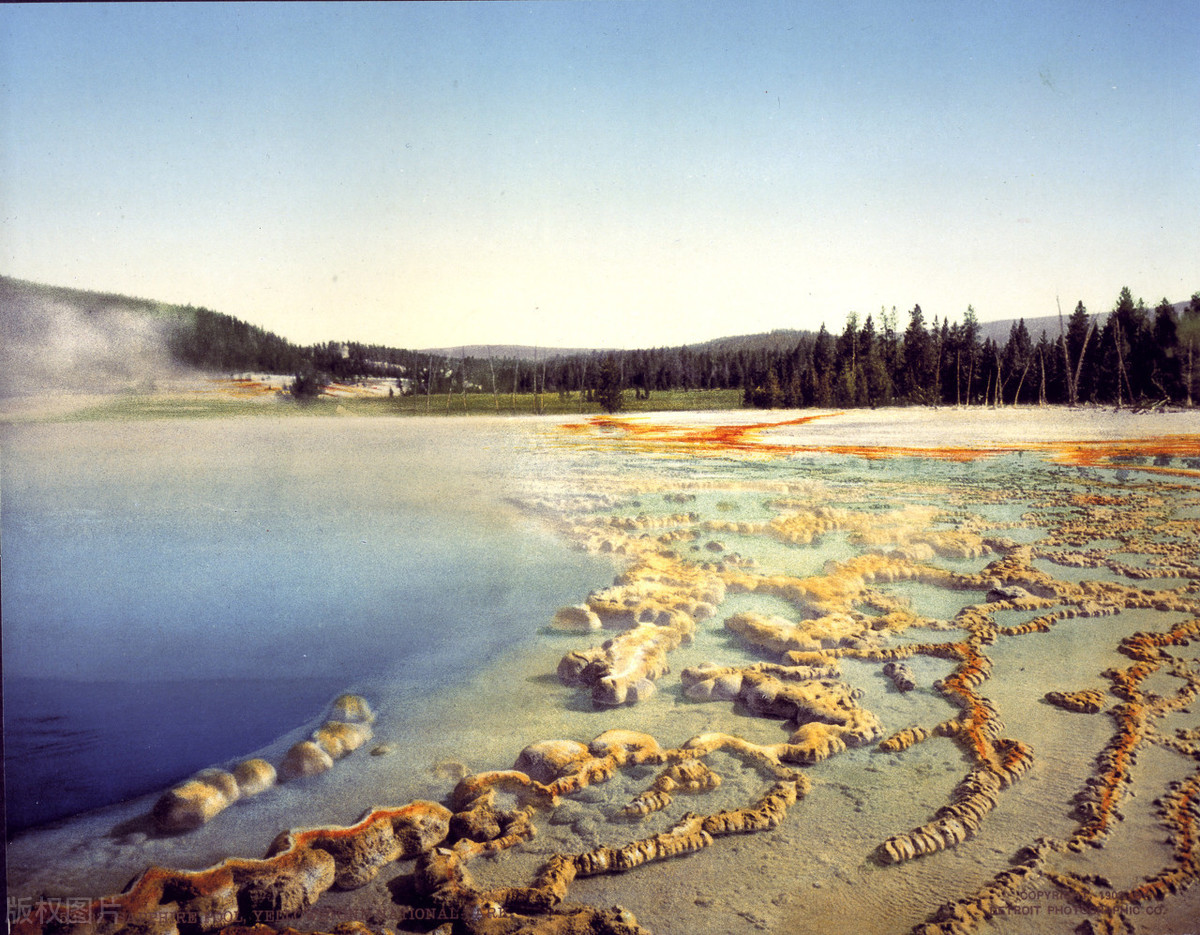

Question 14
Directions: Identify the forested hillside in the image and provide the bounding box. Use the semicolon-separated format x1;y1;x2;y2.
3;275;1197;408
730;291;1200;410
513;290;1199;410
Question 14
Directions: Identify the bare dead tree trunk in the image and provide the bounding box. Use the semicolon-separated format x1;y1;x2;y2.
1058;297;1078;407
1114;325;1130;410
460;351;468;412
533;347;540;415
490;356;499;412
933;334;943;404
993;349;1006;406
1038;350;1047;406
512;359;518;412
955;350;961;407
426;353;433;413
1188;342;1195;408
1012;358;1032;406
538;353;548;414
445;352;456;413
1072;324;1093;406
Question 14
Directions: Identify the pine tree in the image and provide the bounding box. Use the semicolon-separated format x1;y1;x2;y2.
1151;298;1182;400
596;355;624;413
834;313;860;405
1003;320;1033;405
1061;300;1094;406
1097;317;1127;406
960;305;981;405
901;304;934;402
811;325;835;407
764;365;783;408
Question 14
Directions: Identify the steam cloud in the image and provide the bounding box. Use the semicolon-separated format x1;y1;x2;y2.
0;278;182;397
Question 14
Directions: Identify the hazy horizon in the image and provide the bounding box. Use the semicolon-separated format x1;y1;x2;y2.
2;2;1197;350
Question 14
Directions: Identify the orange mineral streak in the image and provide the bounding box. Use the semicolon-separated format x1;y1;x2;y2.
569;413;847;455
207;378;278;397
561;416;1200;474
10;801;452;935
1038;436;1200;476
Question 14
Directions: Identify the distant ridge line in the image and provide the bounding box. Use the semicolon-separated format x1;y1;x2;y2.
425;315;1153;360
419;330;817;361
976;311;1108;345
416;344;600;361
5;274;1190;362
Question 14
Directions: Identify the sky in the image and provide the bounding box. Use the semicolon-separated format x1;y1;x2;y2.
2;1;1198;350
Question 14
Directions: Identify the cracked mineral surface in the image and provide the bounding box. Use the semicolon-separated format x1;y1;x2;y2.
5;409;1200;935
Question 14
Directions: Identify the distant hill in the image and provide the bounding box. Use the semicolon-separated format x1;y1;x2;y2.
0;275;188;321
421;317;1113;360
427;312;1189;361
0;275;188;395
0;275;309;394
5;274;1195;406
977;312;1108;345
417;344;599;361
685;329;813;355
421;330;816;361
976;300;1191;346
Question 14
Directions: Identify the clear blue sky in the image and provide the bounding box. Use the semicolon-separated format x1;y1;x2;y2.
2;1;1197;348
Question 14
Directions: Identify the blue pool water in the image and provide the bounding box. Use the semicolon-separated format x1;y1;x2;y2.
1;417;611;832
3;676;350;830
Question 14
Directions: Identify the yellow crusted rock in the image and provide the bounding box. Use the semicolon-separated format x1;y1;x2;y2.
313;720;372;759
152;770;240;833
233;758;277;797
550;604;603;632
330;693;375;724
280;741;336;782
513;739;592;783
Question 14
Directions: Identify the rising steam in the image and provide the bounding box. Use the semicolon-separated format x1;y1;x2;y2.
0;277;183;397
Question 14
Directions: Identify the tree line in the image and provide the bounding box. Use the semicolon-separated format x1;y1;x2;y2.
738;287;1200;410
166;286;1200;410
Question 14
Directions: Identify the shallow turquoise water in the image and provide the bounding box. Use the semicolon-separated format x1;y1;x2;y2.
1;418;613;830
5;413;1200;935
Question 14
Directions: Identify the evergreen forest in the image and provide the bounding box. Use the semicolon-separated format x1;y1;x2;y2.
174;287;1200;411
5;276;1199;411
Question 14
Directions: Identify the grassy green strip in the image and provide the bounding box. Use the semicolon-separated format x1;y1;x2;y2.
43;388;748;422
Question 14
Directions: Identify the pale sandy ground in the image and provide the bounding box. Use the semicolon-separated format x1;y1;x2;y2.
0;391;119;420
3;374;1199;441
3;403;1200;935
565;405;1200;448
0;374;400;421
